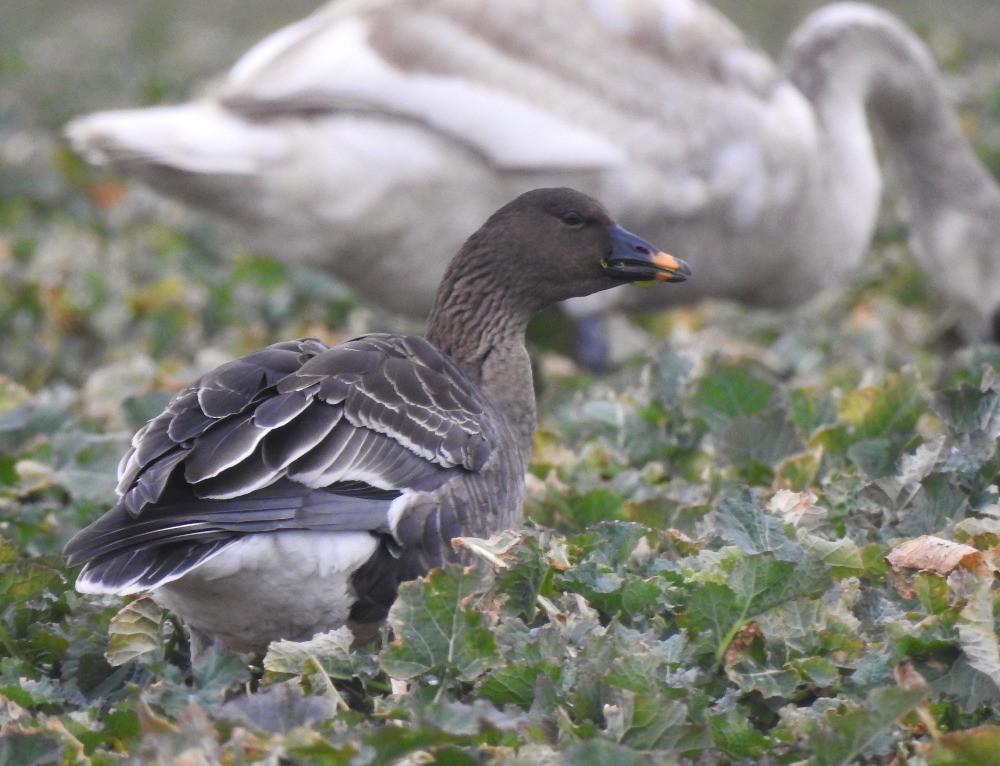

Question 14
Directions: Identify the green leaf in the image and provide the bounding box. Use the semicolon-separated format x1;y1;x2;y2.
620;578;662;616
571;522;650;568
381;566;499;683
0;540;16;566
606;649;670;695
478;662;557;708
604;689;706;753
688;554;828;661
0;377;32;415
232;253;289;289
563;488;627;527
689;365;772;431
789;387;839;434
793;656;840;686
0;728;61;766
131;701;221;765
494;541;549;618
729;555;828;618
0;560;62;609
914;572;951;616
150;649;252;717
838;373;923;441
710;707;769;759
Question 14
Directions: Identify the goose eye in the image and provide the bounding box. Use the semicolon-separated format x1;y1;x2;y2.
560;210;584;227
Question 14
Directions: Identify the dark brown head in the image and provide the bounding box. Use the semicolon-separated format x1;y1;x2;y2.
430;187;690;322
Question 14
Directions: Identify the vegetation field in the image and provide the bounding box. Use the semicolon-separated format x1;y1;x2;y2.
2;4;1000;764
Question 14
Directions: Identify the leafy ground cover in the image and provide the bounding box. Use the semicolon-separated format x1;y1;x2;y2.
3;155;1000;766
3;10;1000;765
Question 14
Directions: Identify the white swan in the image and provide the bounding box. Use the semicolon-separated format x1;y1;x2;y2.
66;0;1000;364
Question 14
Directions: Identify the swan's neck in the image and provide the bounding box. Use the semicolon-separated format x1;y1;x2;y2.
783;4;1000;334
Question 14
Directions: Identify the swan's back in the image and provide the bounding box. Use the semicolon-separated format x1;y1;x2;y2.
67;0;827;319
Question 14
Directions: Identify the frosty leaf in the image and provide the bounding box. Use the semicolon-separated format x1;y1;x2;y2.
727;659;800;698
895;476;970;536
808;687;925;766
715;492;801;560
798;533;864;576
557;739;649;766
104;596;162;666
931;657;1000;712
134;701;220;765
381;566;499;683
0;727;62;766
8;93;1000;762
933;381;1000;437
874;436;947;505
718;410;803;470
263;627;357;681
955;571;1000;697
847;438;895;477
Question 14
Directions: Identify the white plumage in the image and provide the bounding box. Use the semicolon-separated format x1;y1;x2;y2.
66;0;1000;362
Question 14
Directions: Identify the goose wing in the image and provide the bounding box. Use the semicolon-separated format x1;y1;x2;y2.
64;334;499;593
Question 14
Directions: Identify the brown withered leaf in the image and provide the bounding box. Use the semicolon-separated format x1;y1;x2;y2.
886;535;988;576
452;531;523;569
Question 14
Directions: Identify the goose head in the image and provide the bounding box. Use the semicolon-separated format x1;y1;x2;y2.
429;187;690;322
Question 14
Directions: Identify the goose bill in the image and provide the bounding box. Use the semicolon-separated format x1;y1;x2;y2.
603;225;691;283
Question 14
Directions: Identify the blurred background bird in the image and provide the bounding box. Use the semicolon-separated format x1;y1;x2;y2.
46;0;1000;367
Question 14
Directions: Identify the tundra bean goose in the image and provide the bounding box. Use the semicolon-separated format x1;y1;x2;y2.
66;1;1000;364
63;188;690;657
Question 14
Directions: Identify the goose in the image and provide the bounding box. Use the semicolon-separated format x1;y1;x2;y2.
65;0;1000;366
63;188;690;658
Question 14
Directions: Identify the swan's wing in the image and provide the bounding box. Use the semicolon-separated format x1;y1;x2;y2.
218;0;796;175
67;0;817;226
64;334;498;593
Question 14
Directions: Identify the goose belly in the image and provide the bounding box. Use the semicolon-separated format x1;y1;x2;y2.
152;531;379;653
